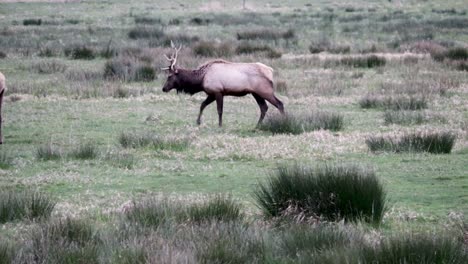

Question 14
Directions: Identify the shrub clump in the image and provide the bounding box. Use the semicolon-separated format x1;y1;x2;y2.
366;131;456;154
119;131;190;151
327;55;386;68
0;190;56;223
184;195;243;223
254;163;386;224
235;43;282;58
192;42;233;57
383;110;426;125
64;45;96;60
359;94;427;110
258;112;344;135
36;143;62;161
31;218;100;264
128;27;165;39
104;56;156;82
23;18;42;26
31;60;68;74
236;29;295;41
69;143;99;160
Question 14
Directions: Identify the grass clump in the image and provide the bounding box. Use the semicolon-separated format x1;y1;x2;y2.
31;60;68;74
105;152;135;169
0;190;56;223
254;163;386;224
128;27;164;39
277;224;353;260
123;198;176;228
184;195;243;223
383;110;426;125
134;16;162;25
235;43;282;58
31;218;100;264
64;45;95;60
236;29;295;41
0;152;13;169
23;18;42;26
259;112;344;135
359;95;427;110
69;142;99;160
0;240;15;264
192;42;233;57
36;143;62;161
366;131;456;154
104;56;156;82
360;233;468;263
332;55;386;68
119;131;190;151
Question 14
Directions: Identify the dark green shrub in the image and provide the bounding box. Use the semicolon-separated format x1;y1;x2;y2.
169;18;181;25
0;240;15;264
366;131;456;154
190;17;211;25
339;55;386;68
359;95;427;110
0;190;56;223
134;16;162;25
237;29;295;40
128;27;165;39
445;47;468;60
31;60;68;74
0;51;6;59
23;18;42;26
32;218;100;264
383;111;426;125
64;46;95;60
360;233;468;263
123;198;175;228
278;225;352;259
104;56;156;82
135;65;156;81
193;42;233;57
184;195;243;223
69;143;99;160
258;112;344;135
36;143;62;160
235;43;281;58
254;163;386;224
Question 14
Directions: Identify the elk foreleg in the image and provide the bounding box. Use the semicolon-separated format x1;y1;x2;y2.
197;95;215;125
252;93;268;126
215;93;224;127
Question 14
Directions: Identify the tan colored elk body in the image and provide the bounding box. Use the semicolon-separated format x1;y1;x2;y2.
0;72;5;144
161;45;284;126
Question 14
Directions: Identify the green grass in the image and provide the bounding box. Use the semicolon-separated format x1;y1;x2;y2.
184;195;243;223
0;190;56;223
254;163;387;224
259;112;344;134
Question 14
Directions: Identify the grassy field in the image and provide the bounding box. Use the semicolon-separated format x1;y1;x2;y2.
0;0;467;262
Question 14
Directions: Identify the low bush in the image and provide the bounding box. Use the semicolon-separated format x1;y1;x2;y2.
192;41;233;57
258;112;344;135
103;56;156;82
359;95;427;110
254;163;386;224
128;27;165;39
31;60;68;74
366;131;456;154
134;16;163;25
383;110;426;125
184;195;243;223
0;190;56;223
64;45;96;60
339;55;386;68
69;143;99;160
119;131;190;151
23;18;42;26
190;17;211;25
36;143;62;160
237;29;295;41
32;218;101;264
235;43;282;58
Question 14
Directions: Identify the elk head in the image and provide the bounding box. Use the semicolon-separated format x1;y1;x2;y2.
162;41;182;93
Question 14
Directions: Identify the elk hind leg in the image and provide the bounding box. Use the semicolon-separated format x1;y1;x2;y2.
265;94;285;115
215;93;224;127
0;89;4;144
252;93;268;125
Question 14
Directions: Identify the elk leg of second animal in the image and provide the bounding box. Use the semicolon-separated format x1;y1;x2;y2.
252;93;268;125
0;89;4;144
215;93;224;127
197;95;215;125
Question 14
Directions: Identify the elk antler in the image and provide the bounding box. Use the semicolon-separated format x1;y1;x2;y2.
161;40;182;71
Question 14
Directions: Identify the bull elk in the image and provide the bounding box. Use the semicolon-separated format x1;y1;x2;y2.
0;72;4;144
161;43;285;127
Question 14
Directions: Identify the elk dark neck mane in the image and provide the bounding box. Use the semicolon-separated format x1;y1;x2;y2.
176;60;229;95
